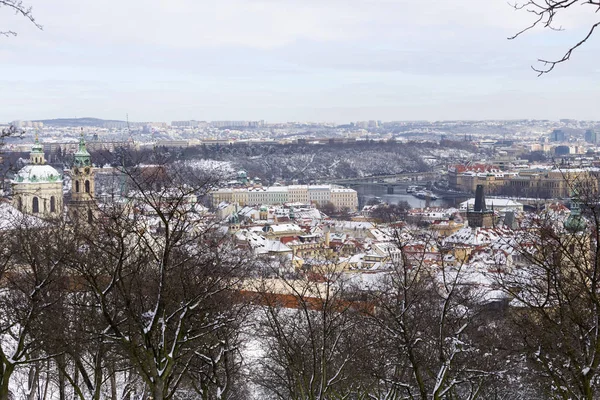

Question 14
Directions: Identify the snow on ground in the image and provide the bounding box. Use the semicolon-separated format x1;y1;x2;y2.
184;159;235;181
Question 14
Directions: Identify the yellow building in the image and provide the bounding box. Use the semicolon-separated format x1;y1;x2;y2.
210;185;358;211
505;168;598;198
288;185;309;203
330;188;359;211
449;163;599;198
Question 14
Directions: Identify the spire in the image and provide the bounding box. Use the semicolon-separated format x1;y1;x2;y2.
30;132;45;164
73;129;91;168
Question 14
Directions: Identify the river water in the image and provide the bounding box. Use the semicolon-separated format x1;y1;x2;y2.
353;183;468;210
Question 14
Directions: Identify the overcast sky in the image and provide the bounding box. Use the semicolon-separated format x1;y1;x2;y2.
1;0;599;123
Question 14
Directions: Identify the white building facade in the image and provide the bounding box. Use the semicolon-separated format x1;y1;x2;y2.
211;184;358;211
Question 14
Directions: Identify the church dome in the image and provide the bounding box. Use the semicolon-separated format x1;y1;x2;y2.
14;164;62;183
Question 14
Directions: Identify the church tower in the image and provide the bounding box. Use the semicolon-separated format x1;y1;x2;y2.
70;131;96;223
12;134;63;217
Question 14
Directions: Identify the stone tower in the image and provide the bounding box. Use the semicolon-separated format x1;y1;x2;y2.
70;132;96;223
467;185;494;228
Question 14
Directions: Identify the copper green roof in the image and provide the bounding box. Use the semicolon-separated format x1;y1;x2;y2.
31;134;43;154
564;201;586;233
73;133;91;168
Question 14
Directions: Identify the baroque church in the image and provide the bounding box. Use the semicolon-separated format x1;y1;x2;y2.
11;133;95;220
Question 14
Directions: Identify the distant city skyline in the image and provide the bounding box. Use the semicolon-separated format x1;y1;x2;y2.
1;0;600;123
7;117;600;126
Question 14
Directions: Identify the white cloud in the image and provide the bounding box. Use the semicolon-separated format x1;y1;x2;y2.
1;0;600;122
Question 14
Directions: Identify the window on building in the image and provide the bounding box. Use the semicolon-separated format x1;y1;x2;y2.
32;197;39;213
85;180;90;193
17;197;22;211
88;209;93;224
75;180;80;193
50;196;56;212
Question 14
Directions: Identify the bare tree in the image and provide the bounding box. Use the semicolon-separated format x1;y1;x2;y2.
0;0;42;37
364;232;507;400
370;201;411;224
253;261;374;399
509;0;600;75
497;183;600;399
42;288;125;400
0;213;72;400
67;160;250;400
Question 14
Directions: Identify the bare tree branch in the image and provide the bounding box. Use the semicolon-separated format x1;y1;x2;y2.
509;0;600;75
0;0;42;37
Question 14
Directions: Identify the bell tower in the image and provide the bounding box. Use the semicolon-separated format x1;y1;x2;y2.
70;131;96;223
71;130;94;202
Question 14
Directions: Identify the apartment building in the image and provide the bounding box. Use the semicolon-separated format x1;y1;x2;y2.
308;186;331;206
330;188;359;211
288;185;310;203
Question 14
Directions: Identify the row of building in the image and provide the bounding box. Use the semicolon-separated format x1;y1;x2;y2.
171;120;266;128
210;185;359;211
448;163;599;198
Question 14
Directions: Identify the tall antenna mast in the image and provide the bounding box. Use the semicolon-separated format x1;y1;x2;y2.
126;113;133;143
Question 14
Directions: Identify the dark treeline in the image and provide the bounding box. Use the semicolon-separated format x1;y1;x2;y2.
90;140;478;185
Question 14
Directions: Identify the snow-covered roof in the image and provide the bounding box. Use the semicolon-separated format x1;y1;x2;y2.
269;223;303;233
13;164;62;183
266;186;288;192
444;227;514;246
459;198;523;211
369;228;394;242
0;203;45;230
329;221;374;230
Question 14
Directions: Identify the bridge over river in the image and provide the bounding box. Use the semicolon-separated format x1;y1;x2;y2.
326;171;440;185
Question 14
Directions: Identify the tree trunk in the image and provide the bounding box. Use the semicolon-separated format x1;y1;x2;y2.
42;361;51;400
110;370;117;400
27;364;39;400
151;379;166;400
0;364;15;400
123;371;132;400
57;355;66;400
73;366;79;400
